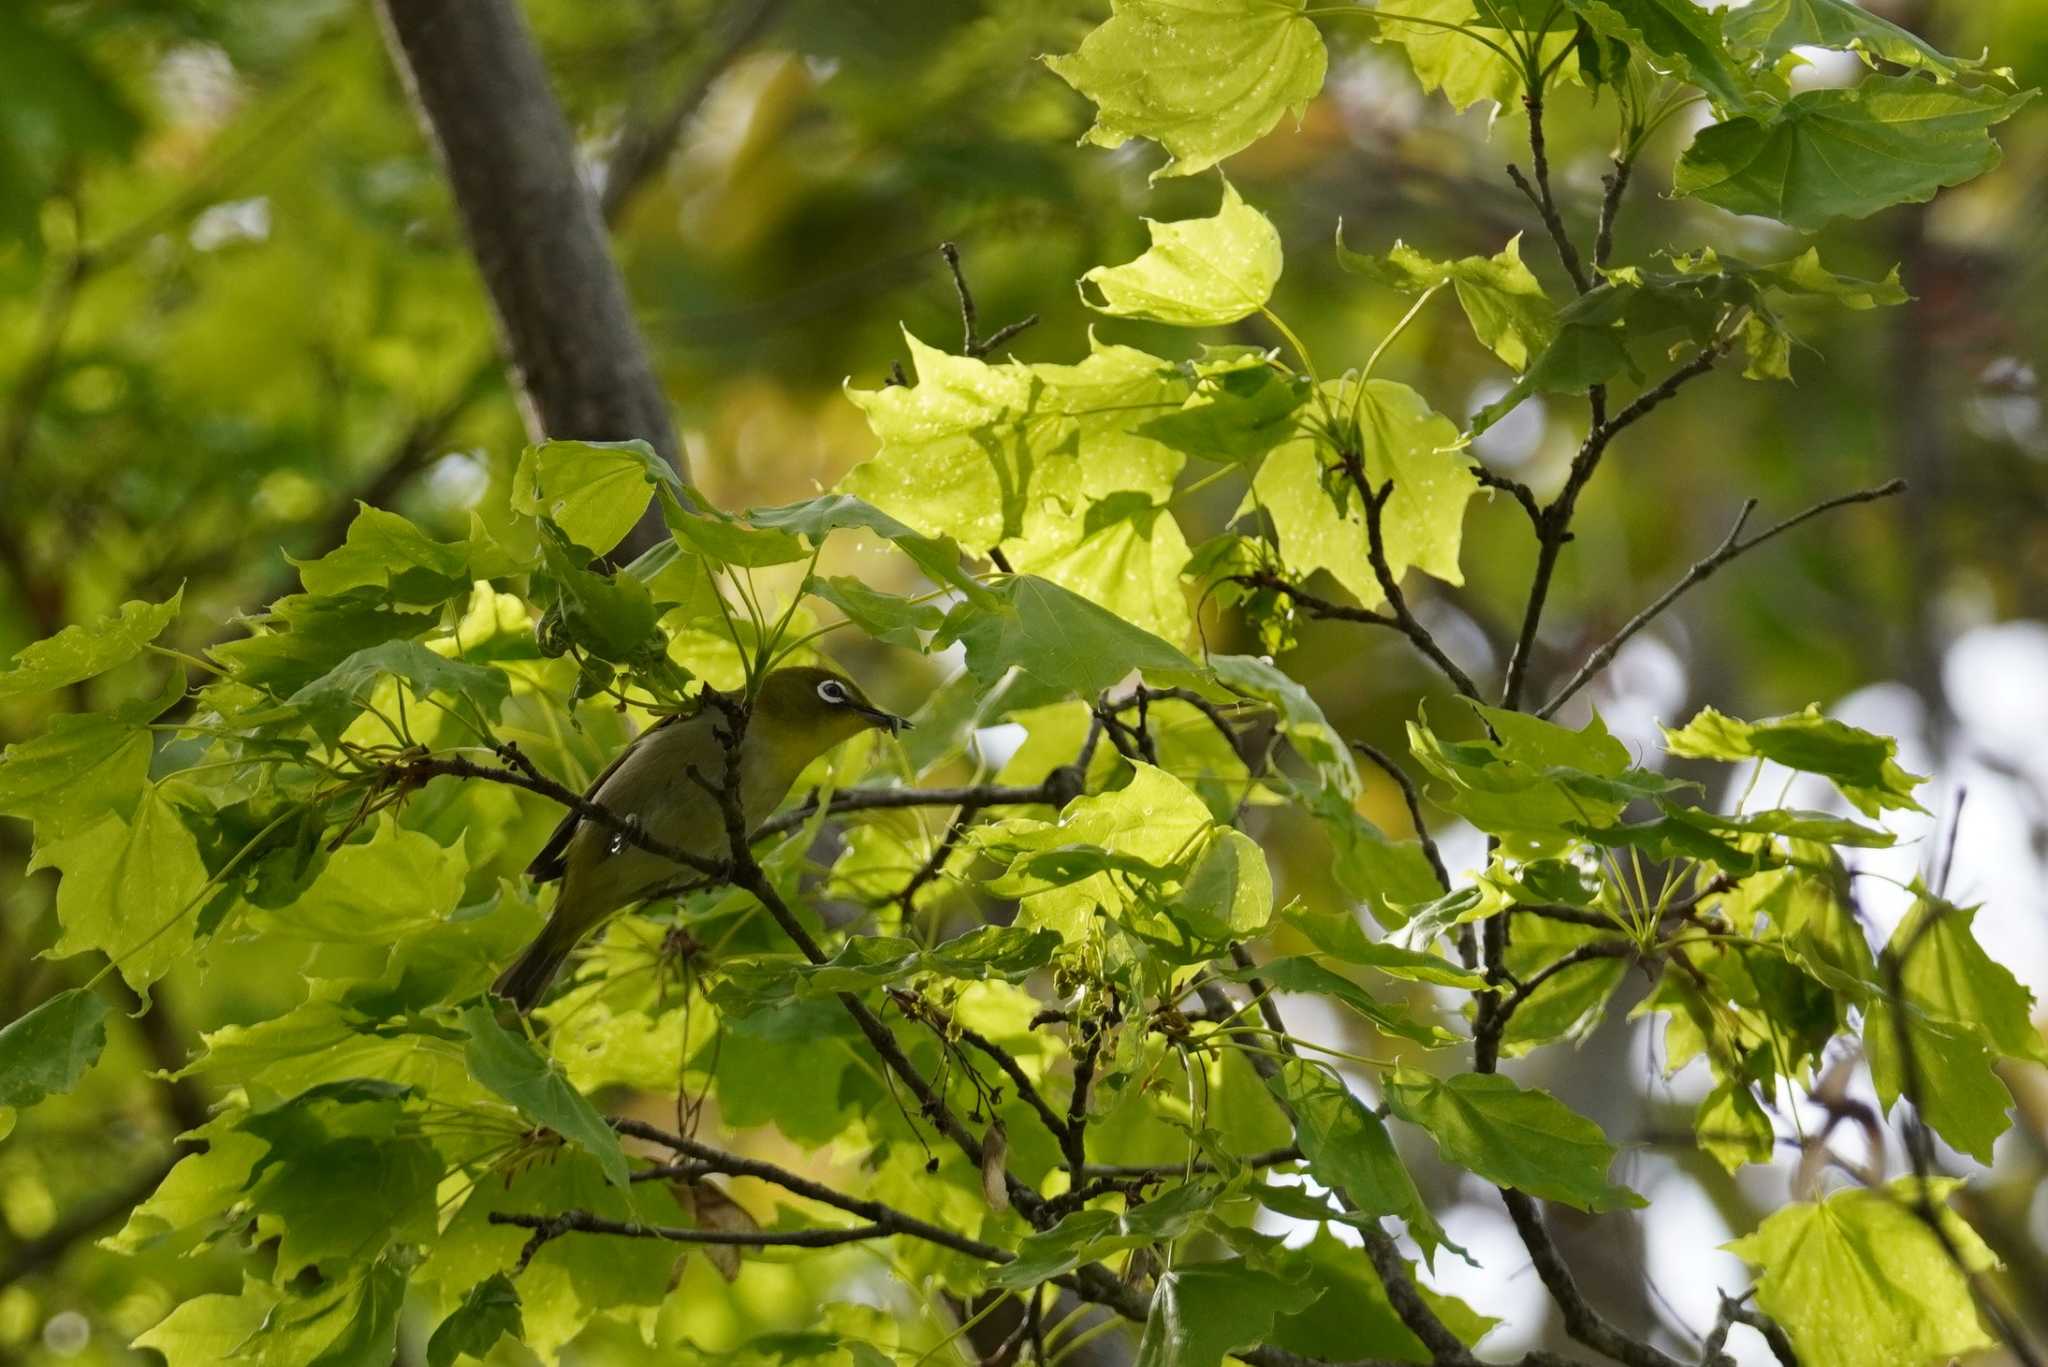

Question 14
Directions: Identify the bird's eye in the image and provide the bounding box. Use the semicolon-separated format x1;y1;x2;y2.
817;680;846;704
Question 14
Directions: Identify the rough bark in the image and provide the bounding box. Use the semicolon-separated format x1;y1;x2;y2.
374;0;683;554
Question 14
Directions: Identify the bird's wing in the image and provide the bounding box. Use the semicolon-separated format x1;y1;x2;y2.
525;711;684;883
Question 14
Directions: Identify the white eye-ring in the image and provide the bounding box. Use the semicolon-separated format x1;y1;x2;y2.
818;680;847;704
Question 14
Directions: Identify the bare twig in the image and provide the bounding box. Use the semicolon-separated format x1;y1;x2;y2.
1352;741;1450;893
939;242;1039;359
1539;481;1907;717
1507;94;1590;295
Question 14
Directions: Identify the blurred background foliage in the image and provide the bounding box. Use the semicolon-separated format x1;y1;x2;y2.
0;0;2044;1363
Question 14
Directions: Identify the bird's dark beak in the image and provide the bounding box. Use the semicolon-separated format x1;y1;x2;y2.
862;705;911;735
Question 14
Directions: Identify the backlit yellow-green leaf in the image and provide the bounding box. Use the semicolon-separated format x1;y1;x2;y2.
1045;0;1326;179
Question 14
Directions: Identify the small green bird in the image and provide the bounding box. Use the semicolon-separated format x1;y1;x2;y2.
493;666;907;1011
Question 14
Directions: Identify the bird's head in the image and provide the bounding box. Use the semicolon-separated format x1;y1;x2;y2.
751;666;910;755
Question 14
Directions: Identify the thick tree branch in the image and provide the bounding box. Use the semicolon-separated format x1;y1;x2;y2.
1539;481;1908;718
374;0;684;557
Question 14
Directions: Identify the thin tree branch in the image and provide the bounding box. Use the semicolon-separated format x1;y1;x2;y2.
1500;339;1729;710
1507;94;1590;295
1485;941;1636;1058
1593;153;1635;271
601;0;789;221
1351;741;1450;893
397;752;726;878
1538;481;1908;718
1499;1190;1692;1367
1356;479;1483;698
612;1117;1013;1262
1728;1304;1800;1367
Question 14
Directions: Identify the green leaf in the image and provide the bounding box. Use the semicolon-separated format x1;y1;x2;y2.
1249;378;1477;610
1734;864;1876;999
1664;704;1928;816
1045;0;1326;180
749;493;983;597
427;1274;523;1367
1301;783;1448;930
210;590;428;696
841;333;1189;560
1499;915;1630;1054
1134;1261;1322;1367
990;1181;1218;1289
1674;77;2034;230
258;818;467;944
0;710;153;841
420;1149;681;1355
1382;1068;1644;1212
1233;956;1455;1046
293;506;471;604
938;574;1195;700
722;927;1062;1008
1696;1074;1774;1173
1268;1060;1454;1260
1409;701;1680;858
283;640;510;743
1564;0;1751;111
513;439;674;558
1369;0;1561;112
1864;1002;2011;1164
535;529;664;664
1081;182;1283;326
1137;356;1312;466
807;576;943;648
0;590;181;698
1726;1179;1998;1367
1726;0;1990;82
1210;653;1354;796
1268;1229;1496;1361
248;1132;441;1276
1282;904;1488;988
1883;895;2048;1066
139;1256;409;1367
1338;232;1556;371
462;1005;630;1186
981;763;1214;945
0;988;110;1109
31;785;209;994
663;501;807;568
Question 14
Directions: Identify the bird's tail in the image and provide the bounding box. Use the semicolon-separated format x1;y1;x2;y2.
491;914;584;1013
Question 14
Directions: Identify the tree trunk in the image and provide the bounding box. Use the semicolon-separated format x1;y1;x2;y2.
373;0;683;555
